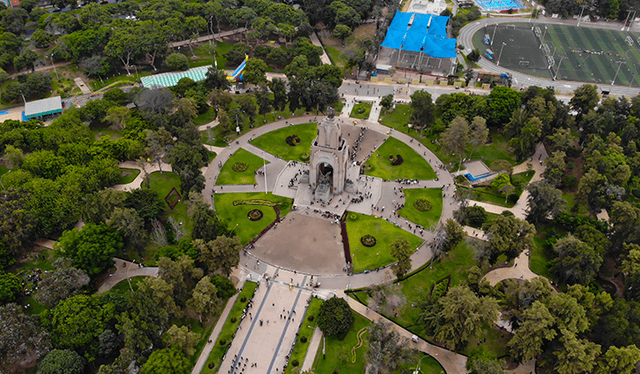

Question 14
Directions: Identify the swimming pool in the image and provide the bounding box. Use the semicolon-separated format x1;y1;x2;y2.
473;0;525;11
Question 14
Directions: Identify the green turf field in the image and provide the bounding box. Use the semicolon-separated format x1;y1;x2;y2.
473;22;640;86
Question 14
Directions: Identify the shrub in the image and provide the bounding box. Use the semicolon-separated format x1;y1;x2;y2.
561;175;578;190
413;198;432;212
165;53;189;71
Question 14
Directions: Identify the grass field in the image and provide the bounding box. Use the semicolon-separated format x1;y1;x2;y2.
202;281;258;374
213;192;293;245
350;102;372;119
117;168;140;185
312;311;370;374
397;189;443;230
284;297;323;374
346;212;424;273
146;171;193;237
474;22;640;86
364;137;436;180
250;123;316;161
216;148;267;185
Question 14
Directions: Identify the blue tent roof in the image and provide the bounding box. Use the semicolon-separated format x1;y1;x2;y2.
381;11;457;59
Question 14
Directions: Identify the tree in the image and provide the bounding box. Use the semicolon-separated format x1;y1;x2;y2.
552;235;603;285
595;345;640;374
0;303;51;369
165;53;189;71
31;29;53;48
164;325;200;356
255;85;273;115
410;90;436;135
610;201;640;251
141;348;190;374
441;116;470;166
484;214;535;263
508;301;557;362
466;356;505;374
194;236;241;276
543;151;566;187
81;56;107;83
317;297;353;336
243;58;267;86
333;24;351;43
13;49;40;73
464;68;475;85
54;223;123;277
570;84;599;120
526;181;567;225
380;94;394;111
97;329;120;358
34;266;90;308
390;237;412;278
187;277;219;324
203;67;230;91
468;116;488;160
553;332;601;374
434;285;499;349
103;106;130;130
0;271;20;304
104;28;143;76
42;294;116;356
487;86;521;127
146;127;174;174
236;94;258;124
167;143;207;198
547;127;574;153
509;117;542;160
442;218;465;252
365;321;413;374
38;349;85;374
158;255;203;305
109;208;146;251
211;274;236;299
268;78;287;111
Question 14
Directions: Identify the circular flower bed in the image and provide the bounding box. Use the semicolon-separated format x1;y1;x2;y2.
291;359;299;367
361;235;377;247
232;162;249;172
388;154;404;166
286;135;301;146
300;336;307;343
414;198;433;212
247;209;263;221
219;339;226;346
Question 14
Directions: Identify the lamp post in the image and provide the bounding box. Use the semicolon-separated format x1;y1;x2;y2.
577;5;587;27
230;223;239;235
491;24;497;45
497;42;507;66
49;55;60;81
539;26;548;48
0;170;11;194
263;152;267;194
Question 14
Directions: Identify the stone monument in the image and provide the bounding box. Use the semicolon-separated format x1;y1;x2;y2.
309;107;349;201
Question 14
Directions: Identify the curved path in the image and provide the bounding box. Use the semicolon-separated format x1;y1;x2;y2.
97;258;159;293
458;17;640;97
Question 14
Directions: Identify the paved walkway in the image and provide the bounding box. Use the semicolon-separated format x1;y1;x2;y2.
339;291;470;374
309;32;332;65
113;160;173;191
97;258;158;293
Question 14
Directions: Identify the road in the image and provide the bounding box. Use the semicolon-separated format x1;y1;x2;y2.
457;17;640;97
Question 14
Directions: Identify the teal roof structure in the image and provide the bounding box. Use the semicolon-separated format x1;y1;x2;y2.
24;96;63;119
140;66;211;88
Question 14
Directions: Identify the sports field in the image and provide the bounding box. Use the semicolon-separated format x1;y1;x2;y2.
473;23;640;87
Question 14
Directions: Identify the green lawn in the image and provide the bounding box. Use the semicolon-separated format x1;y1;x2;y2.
117;168;140;185
325;45;347;67
397;189;443;230
379;103;413;130
284;297;323;374
346;212;424;273
350;102;372;119
194;107;217;127
107;275;146;294
216;149;267;185
349;239;477;337
214;192;293;245
89;123;122;140
146;172;193;237
312;311;370;374
250;123;316;161
401;352;445;374
364;137;436;180
202;281;258;374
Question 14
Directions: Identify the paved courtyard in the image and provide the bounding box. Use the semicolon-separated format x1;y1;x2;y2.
251;212;347;275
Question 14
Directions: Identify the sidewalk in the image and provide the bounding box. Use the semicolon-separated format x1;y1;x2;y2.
97;258;158;293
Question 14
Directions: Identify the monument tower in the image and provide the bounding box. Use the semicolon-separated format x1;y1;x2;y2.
309;108;349;201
